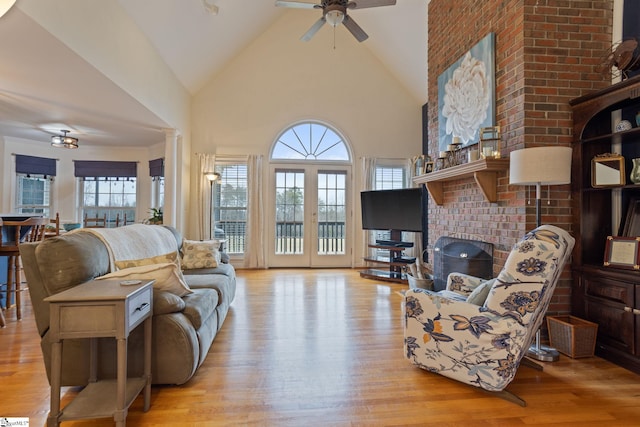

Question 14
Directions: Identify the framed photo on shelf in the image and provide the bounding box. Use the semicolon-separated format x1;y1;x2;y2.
604;236;640;270
622;197;640;237
424;162;434;174
591;154;625;187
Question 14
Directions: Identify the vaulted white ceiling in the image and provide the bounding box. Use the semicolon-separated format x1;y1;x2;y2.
0;0;427;147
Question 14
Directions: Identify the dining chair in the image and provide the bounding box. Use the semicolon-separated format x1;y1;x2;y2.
48;212;60;237
115;213;127;227
83;213;106;228
0;217;49;326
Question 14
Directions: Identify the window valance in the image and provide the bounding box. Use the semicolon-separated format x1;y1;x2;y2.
15;154;56;176
149;158;164;177
74;160;137;178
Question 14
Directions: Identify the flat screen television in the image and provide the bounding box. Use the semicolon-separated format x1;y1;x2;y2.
360;188;423;232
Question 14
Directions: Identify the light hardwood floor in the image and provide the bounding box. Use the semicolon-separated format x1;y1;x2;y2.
2;268;640;426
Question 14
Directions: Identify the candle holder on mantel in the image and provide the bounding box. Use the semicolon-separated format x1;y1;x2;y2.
479;126;501;159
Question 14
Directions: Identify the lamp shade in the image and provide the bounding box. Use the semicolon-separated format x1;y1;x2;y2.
204;171;220;182
509;146;572;185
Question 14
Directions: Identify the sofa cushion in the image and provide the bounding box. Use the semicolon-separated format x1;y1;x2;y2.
153;290;186;315
115;251;180;270
181;289;219;329
97;262;192;297
181;239;221;269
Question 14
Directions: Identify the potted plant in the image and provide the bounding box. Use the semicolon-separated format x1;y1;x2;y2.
146;208;163;225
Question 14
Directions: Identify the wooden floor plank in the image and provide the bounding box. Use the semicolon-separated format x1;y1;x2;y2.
1;268;640;426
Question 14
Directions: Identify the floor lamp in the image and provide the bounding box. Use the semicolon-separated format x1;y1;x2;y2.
509;146;572;362
204;171;221;240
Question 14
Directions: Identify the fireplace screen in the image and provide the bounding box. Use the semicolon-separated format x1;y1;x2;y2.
433;237;494;291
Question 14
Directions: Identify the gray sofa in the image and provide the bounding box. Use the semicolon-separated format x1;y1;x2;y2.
20;224;235;386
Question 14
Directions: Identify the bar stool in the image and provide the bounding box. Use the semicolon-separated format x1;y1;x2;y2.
0;217;48;327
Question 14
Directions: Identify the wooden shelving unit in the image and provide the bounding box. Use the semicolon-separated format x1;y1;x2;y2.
570;74;640;374
412;158;510;205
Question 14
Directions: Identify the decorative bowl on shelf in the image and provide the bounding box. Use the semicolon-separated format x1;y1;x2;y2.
615;120;632;132
62;223;81;231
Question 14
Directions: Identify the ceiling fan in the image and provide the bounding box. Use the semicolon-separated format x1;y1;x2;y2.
275;0;397;42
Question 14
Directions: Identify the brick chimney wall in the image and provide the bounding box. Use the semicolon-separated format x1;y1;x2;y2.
426;0;613;315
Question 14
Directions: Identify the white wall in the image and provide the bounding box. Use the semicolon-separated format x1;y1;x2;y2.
0;136;156;224
16;0;192;230
191;11;423;262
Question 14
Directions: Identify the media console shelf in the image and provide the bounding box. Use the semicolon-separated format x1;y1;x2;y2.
360;231;412;284
413;158;510;205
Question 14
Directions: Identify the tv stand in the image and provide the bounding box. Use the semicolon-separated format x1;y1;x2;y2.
361;230;412;284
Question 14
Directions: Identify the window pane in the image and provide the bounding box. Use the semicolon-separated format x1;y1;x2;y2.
16;174;51;216
272;122;350;161
213;164;248;254
81;177;137;226
275;170;304;255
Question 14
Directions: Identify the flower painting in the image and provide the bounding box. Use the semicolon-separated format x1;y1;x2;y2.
438;33;495;151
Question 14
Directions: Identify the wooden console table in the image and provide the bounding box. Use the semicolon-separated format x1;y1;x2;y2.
413;158;509;205
45;279;154;427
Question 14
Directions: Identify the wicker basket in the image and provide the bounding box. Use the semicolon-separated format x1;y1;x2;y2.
407;273;434;290
547;315;598;358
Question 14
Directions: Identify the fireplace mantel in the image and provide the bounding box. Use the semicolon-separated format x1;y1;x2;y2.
412;158;509;205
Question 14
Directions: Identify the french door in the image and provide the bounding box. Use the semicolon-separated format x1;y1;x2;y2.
268;164;351;267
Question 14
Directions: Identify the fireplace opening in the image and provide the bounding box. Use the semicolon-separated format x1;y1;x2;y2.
433;237;494;291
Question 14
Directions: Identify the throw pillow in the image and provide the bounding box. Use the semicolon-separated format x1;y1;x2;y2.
181;239;221;269
97;262;192;297
483;279;545;325
115;251;181;270
466;278;495;306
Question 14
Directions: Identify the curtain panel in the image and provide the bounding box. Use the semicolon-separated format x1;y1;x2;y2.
244;155;265;268
196;153;216;240
361;157;377;262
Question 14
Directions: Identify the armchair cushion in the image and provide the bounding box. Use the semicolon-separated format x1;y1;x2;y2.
446;272;486;296
466;279;495;305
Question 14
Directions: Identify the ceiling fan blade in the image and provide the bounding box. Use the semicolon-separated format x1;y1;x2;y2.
348;0;396;9
301;17;326;41
343;15;368;42
275;1;320;9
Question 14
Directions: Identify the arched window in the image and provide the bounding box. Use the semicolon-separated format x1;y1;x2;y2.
271;121;350;161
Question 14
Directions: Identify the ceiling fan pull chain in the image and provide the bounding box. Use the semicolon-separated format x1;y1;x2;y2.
333;26;337;50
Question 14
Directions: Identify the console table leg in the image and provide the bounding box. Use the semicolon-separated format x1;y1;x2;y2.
48;340;62;427
115;337;128;426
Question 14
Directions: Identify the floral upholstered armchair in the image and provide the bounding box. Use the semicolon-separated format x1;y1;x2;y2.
403;225;575;406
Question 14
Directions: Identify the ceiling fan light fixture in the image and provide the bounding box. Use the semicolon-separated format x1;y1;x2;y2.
325;9;344;27
51;130;79;149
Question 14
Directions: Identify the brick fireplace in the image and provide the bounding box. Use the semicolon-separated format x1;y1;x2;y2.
425;0;613;315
